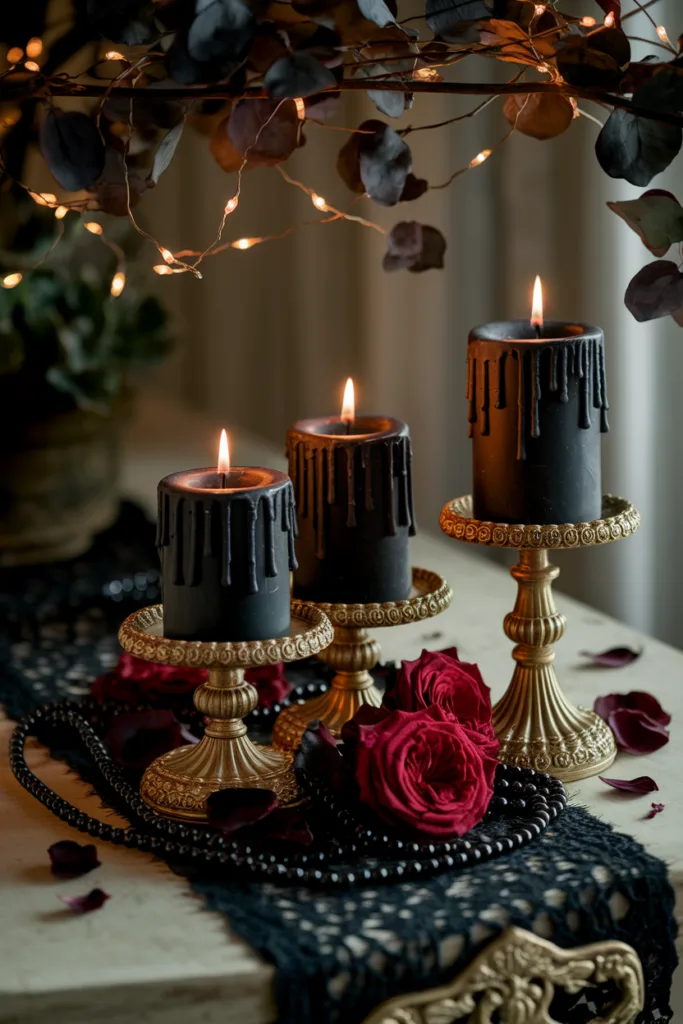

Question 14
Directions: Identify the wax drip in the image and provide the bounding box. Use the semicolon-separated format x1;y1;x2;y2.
315;448;326;559
173;497;185;585
386;441;396;536
467;356;477;438
406;443;417;537
550;348;559;393
362;446;374;511
222;504;232;586
579;340;591;429
285;484;298;570
345;447;357;528
263;494;277;577
481;360;490;436
298;443;307;518
560;345;569;403
531;350;541;438
307;448;315;529
155;491;162;547
496;352;507;409
246;500;258;594
157;492;170;547
203;504;213;557
592;339;601;409
187;500;199;586
517;352;526;461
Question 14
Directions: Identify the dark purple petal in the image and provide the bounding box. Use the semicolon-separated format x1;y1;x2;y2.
341;705;391;747
260;808;314;845
608;708;670;755
645;802;665;819
581;646;642;668
594;690;671;727
58;888;110;913
48;841;100;878
599;775;659;794
297;720;350;794
206;788;278;835
105;710;183;770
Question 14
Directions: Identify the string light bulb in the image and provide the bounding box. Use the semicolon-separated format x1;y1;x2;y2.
105;50;126;61
24;61;40;72
294;98;306;121
84;221;103;235
570;97;580;119
234;238;254;250
534;4;545;16
580;15;596;26
224;197;238;213
656;25;672;45
469;149;492;168
6;47;23;64
2;273;22;289
153;265;173;275
604;11;615;27
160;247;174;263
110;271;126;297
311;194;327;211
412;67;440;82
26;37;42;58
54;206;68;219
30;191;57;207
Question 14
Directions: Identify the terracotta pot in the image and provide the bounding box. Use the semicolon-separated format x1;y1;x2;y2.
0;403;128;566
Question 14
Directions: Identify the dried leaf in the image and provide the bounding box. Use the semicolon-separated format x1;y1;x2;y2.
357;0;396;29
625;260;683;322
92;148;148;216
150;120;185;185
228;98;301;166
39;109;106;193
480;18;558;67
48;841;101;879
596;109;682;187
556;28;629;90
580;646;643;668
338;119;412;206
264;53;336;98
608;708;669;755
599;776;659;794
58;888;110;913
206;788;278;835
383;221;446;272
607;191;683;257
187;0;255;63
503;94;574;140
594;690;670;727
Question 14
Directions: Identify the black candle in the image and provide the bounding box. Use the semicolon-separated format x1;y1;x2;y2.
157;433;297;641
287;381;415;604
468;284;609;525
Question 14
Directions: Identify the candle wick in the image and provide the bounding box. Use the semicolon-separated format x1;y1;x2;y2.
220;472;227;489
534;323;541;340
344;419;351;436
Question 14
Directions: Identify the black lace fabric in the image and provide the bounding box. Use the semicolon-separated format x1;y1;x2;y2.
0;505;678;1024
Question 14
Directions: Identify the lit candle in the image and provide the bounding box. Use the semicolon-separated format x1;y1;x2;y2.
467;278;609;525
287;380;415;604
156;431;297;641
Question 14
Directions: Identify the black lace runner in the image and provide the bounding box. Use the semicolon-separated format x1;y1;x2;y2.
0;504;678;1023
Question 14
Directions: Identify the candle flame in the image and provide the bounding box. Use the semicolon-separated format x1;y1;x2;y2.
341;377;355;424
531;275;544;329
218;429;230;477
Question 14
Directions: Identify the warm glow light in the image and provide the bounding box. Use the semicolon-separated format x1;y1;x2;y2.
26;37;43;58
311;193;327;211
85;221;103;235
294;98;306;120
234;238;253;250
570;97;580;119
160;247;174;263
225;196;238;213
531;275;544;329
534;4;545;15
105;50;126;61
30;191;56;207
341;377;355;424
412;67;440;82
110;271;126;297
24;61;40;72
580;15;596;26
656;25;671;45
153;264;173;275
2;273;22;289
54;205;68;219
604;11;615;27
469;149;492;168
7;47;23;64
218;429;230;476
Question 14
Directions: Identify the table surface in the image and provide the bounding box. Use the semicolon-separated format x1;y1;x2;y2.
1;395;681;1024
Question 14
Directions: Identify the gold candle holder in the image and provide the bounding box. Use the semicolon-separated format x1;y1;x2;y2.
439;495;640;782
272;568;452;751
118;601;334;821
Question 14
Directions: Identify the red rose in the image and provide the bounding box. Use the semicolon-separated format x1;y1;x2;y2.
92;654;205;705
354;705;497;838
385;647;498;757
245;664;291;708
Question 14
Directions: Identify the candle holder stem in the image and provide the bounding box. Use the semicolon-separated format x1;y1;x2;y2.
318;626;382;699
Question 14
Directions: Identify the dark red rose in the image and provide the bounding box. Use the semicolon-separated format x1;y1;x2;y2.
245;663;291;708
384;648;498;757
92;653;205;706
354;705;497;838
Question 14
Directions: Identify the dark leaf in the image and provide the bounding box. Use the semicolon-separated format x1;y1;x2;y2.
150;121;185;184
400;173;429;201
228;99;301;166
167;33;241;85
105;710;183;770
633;67;683;116
304;91;341;121
86;0;146;39
206;788;278;835
58;888;110;913
187;0;255;63
264;53;336;99
599;775;659;793
645;802;665;819
426;0;498;40
556;28;629;90
343;119;412;206
625;260;683;322
607;190;683;257
261;808;314;845
608;708;669;755
211;117;249;172
357;0;396;29
594;690;670;727
581;646;643;668
48;841;101;878
596;108;682;187
93;148;149;216
383;221;447;272
40;110;106;193
503;93;574;140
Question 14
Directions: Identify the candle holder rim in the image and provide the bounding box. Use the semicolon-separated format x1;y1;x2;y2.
289;415;408;441
118;600;334;669
159;466;291;494
469;320;603;344
298;566;452;627
439;494;639;550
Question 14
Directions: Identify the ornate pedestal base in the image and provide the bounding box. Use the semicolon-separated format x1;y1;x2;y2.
440;495;640;782
118;601;333;821
272;568;452;751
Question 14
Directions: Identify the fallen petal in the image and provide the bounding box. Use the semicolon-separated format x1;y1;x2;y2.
608;708;670;755
645;802;665;819
206;788;278;836
48;841;100;878
581;646;642;668
594;690;671;727
599;775;659;794
261;808;314;845
58;888;110;913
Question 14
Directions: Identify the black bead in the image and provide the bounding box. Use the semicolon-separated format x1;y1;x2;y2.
510;798;526;812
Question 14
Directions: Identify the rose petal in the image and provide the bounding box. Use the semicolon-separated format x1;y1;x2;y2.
599;775;659;794
581;646;642;668
105;710;183;770
645;802;665;819
58;888;110;913
206;788;278;835
245;663;291;708
260;808;313;845
594;690;671;727
48;841;100;878
608;708;670;755
297;720;350;794
341;705;391;749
